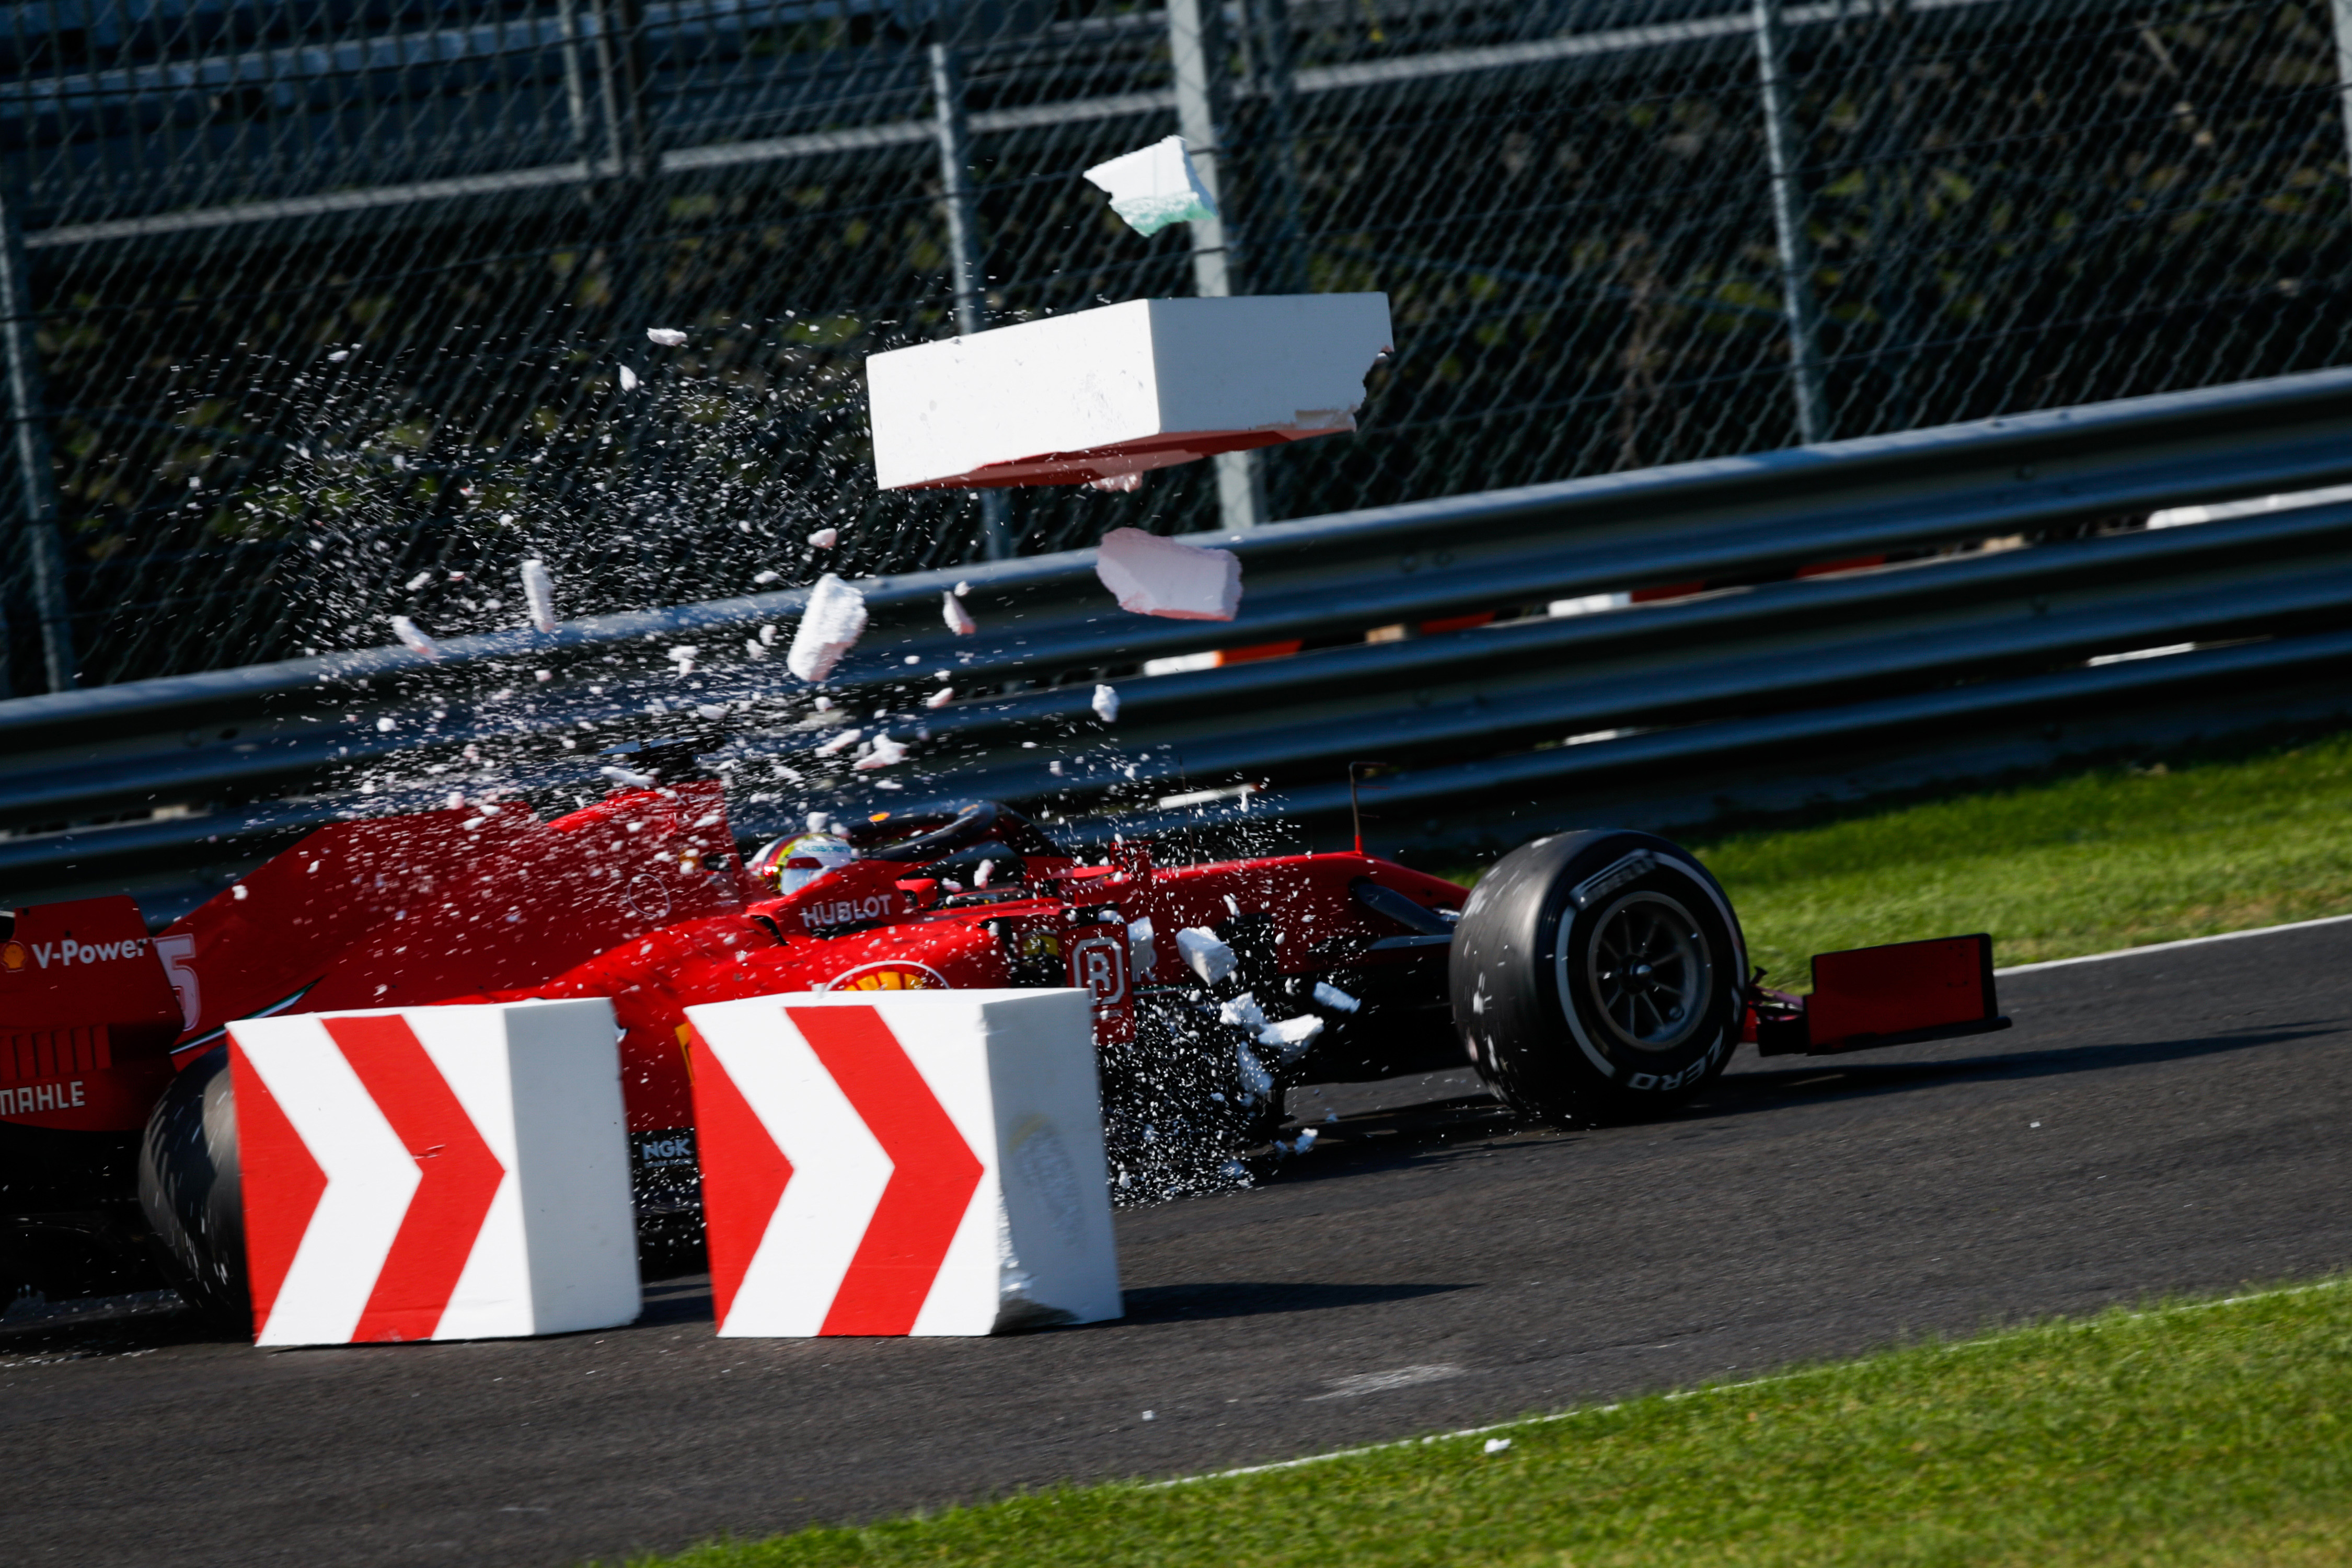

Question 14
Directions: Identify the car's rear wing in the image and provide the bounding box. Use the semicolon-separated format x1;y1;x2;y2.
1750;933;2010;1057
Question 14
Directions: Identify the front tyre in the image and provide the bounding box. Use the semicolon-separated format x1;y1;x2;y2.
1450;829;1746;1126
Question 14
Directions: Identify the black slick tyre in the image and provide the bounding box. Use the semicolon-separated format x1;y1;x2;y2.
1449;829;1746;1126
137;1044;253;1331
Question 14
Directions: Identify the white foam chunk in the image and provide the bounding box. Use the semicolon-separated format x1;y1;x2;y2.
1311;981;1361;1013
1126;916;1157;976
813;728;860;757
1259;1013;1324;1062
852;733;908;770
647;327;687;347
521;559;557;633
808;527;839;549
389;615;440;658
1218;993;1267;1031
788;573;867;683
600;765;655;789
1096;527;1242;621
1083;136;1219;237
925;686;954;709
866;294;1392;491
1175;927;1236;984
1092;683;1120;723
943;591;977;636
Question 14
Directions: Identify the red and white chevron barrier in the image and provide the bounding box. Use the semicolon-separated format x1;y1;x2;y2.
687;988;1123;1337
227;999;642;1346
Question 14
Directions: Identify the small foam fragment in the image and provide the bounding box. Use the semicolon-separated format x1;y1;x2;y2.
814;695;833;711
1083;136;1220;237
376;716;397;732
814;728;861;757
232;884;249;901
925;687;954;709
754;570;780;584
1127;916;1157;975
1092;683;1120;723
943;591;977;636
759;624;779;646
789;572;868;682
1219;993;1267;1031
1289;1127;1319;1155
1235;1041;1274;1101
808;527;839;549
852;733;908;770
601;765;656;789
1089;472;1143;493
1484;1438;1512;1455
1175;926;1236;984
388;615;441;658
1095;527;1242;621
646;327;687;347
405;569;434;591
1312;981;1361;1013
619;364;639;391
1258;1013;1324;1062
521;558;558;633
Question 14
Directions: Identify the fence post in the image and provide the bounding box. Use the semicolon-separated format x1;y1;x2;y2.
0;188;72;693
929;42;1012;561
1753;0;1829;444
1170;0;1266;529
1242;0;1308;298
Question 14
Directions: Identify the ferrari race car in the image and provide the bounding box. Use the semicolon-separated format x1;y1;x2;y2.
1;740;2008;1324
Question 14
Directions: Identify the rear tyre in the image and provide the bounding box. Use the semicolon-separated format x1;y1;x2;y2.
1450;829;1746;1126
137;1045;252;1331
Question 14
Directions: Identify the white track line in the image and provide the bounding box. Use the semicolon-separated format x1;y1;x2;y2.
1995;911;2352;976
1139;1276;2350;1490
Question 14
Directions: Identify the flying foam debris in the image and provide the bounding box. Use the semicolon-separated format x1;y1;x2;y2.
521;559;557;633
1092;683;1121;723
1175;926;1237;984
389;615;441;658
1095;527;1242;621
1083;135;1219;237
788;573;868;682
646;327;688;347
943;591;977;636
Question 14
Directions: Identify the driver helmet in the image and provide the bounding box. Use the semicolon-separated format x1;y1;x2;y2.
748;829;855;897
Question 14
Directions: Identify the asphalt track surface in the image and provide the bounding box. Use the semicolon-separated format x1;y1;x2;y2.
10;921;2352;1567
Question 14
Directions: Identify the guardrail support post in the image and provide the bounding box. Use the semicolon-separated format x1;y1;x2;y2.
930;42;1013;561
0;188;72;693
1171;0;1267;529
2328;0;2352;209
1753;0;1829;445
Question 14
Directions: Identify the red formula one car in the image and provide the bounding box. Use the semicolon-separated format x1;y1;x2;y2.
1;739;2007;1323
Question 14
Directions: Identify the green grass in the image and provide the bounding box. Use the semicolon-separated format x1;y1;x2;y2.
630;1279;2352;1567
1467;730;2352;988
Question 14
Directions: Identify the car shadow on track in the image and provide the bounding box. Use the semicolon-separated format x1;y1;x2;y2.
1703;1024;2335;1116
1121;1279;1471;1323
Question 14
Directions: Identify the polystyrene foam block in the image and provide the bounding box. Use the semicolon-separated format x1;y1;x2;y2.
227;999;641;1346
1094;527;1242;620
867;294;1392;490
687;988;1123;1336
1083;136;1218;236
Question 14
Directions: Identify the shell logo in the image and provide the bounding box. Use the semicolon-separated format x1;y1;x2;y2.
822;962;949;993
1;941;23;972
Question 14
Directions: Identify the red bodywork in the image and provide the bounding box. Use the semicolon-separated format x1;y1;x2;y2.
1;780;1470;1147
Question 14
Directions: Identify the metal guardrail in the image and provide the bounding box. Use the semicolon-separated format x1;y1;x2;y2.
14;364;2352;923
